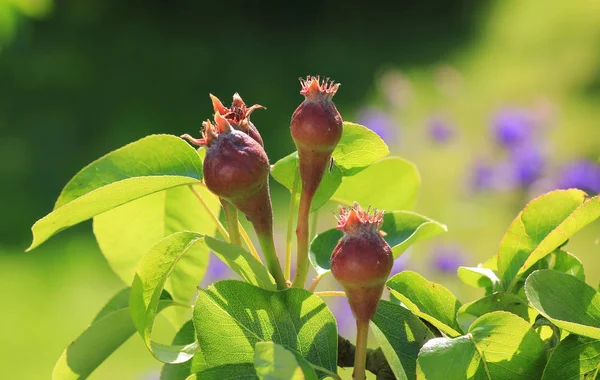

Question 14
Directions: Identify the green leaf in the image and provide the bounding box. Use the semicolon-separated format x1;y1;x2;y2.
270;152;343;212
333;157;420;211
332;121;389;175
130;232;204;363
53;288;173;380
186;364;257;380
456;292;529;332
541;335;600;380
370;300;435;380
308;211;446;274
387;271;463;337
497;190;600;291
28;135;204;251
525;269;600;339
417;311;546;380
161;321;208;380
94;185;218;315
379;211;447;259
457;266;501;293
193;280;338;379
204;236;276;290
254;342;318;380
551;250;585;281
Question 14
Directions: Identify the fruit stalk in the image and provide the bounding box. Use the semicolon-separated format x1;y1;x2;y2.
221;198;241;246
353;320;369;380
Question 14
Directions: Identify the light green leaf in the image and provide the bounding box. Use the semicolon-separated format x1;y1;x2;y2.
417;311;546;380
28;134;204;251
193;280;338;379
130;232;204;363
457;266;501;293
308;211;445;274
370;300;435;380
525;269;600;339
552;250;585;281
456;292;529;332
204;236;276;290
53;288;173;380
186;364;257;380
332;122;389;175
270;151;343;212
333;157;420;211
497;189;600;292
387;271;463;337
254;342;318;380
160;321;208;380
94;185;218;318
541;335;600;380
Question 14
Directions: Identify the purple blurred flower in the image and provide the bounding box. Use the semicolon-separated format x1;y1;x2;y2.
201;254;233;287
428;116;455;144
555;160;600;194
357;107;398;142
431;244;467;274
509;145;545;187
470;161;497;191
491;108;533;149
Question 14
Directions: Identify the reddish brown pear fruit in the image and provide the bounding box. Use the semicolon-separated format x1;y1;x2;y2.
290;76;343;197
210;93;265;146
182;113;272;234
330;204;393;322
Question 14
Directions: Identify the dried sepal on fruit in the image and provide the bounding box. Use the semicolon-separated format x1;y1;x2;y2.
210;92;265;146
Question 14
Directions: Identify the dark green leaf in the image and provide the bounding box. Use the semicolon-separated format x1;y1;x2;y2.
551;250;585;281
28;135;204;251
254;342;318;380
186;364;257;380
541;335;600;380
332;122;389;175
333;157;420;211
308;229;343;274
387;271;463;337
525;269;600;339
370;300;435;380
497;190;600;292
193;280;337;379
456;292;529;332
53;288;173;380
417;311;546;380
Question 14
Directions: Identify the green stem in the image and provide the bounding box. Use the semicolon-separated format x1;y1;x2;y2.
221;199;242;246
291;190;313;288
353;320;369;380
189;186;229;242
308;272;328;292
310;209;319;240
314;291;345;297
257;232;287;290
285;170;300;280
238;221;262;264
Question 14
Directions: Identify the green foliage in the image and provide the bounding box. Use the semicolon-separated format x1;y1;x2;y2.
387;271;463;337
541;335;600;380
417;312;547;379
525;269;600;339
192;280;338;379
254;342;318;380
456;291;529;332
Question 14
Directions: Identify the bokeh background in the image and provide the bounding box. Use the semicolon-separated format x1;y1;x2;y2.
2;0;600;378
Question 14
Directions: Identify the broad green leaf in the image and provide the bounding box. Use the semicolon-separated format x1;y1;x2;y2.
417;311;546;380
254;342;318;380
380;211;447;258
193;280;338;379
541;335;600;380
457;266;501;293
370;300;435;380
94;185;218;316
387;271;463;337
456;292;529;332
161;321;207;380
204;236;276;290
130;232;203;363
53;288;173;380
332;121;389;175
333;157;420;211
497;190;600;291
308;211;445;274
270;152;343;212
552;250;585;281
525;269;600;339
28;135;204;251
186;364;256;380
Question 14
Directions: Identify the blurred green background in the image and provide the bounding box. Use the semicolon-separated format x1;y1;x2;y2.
2;0;600;379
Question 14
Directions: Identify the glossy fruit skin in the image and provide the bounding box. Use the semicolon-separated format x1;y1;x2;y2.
290;78;343;197
203;129;273;233
331;230;393;321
